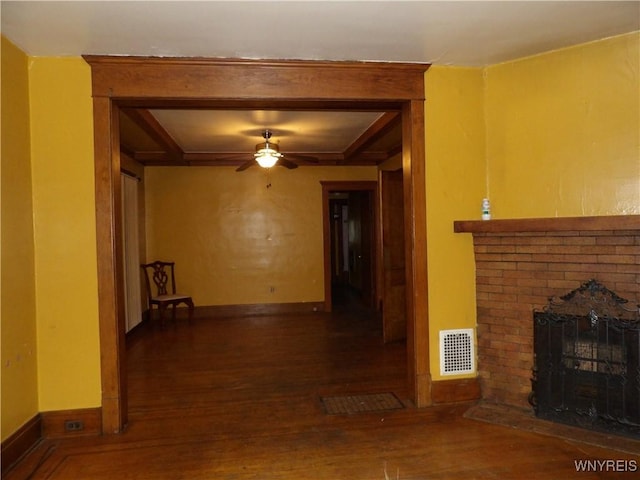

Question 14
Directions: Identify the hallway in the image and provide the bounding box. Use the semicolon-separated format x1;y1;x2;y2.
7;311;638;479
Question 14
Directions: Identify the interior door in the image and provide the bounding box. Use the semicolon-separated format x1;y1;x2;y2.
329;199;349;285
381;169;406;343
355;191;374;308
348;192;364;292
346;191;375;308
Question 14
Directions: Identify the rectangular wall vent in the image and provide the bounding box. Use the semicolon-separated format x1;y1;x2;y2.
440;329;475;376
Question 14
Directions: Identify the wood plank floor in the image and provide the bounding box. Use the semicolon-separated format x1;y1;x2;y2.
6;307;640;479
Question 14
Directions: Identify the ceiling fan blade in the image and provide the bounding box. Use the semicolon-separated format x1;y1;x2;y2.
278;158;299;169
286;153;319;164
236;159;256;172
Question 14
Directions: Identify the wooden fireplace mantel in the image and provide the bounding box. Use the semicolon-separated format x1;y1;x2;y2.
454;214;640;234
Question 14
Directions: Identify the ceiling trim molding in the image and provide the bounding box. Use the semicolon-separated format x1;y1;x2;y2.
83;55;431;70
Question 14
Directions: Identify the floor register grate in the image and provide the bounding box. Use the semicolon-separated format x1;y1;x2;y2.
321;392;404;415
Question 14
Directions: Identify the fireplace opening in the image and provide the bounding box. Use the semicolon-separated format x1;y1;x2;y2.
530;280;640;438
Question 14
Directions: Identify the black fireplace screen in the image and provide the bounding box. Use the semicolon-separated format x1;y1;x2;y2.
530;280;640;438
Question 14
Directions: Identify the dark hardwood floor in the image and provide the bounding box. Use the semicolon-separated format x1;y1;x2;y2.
6;306;639;479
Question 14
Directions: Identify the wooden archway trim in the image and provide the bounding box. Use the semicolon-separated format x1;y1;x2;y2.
84;56;428;100
85;56;431;433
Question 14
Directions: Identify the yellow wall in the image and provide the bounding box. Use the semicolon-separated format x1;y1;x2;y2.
485;32;640;217
425;66;486;381
145;166;378;305
2;32;638;440
28;57;102;410
1;37;39;440
425;32;640;380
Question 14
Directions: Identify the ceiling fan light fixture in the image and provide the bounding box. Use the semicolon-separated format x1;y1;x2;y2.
255;150;280;168
254;132;282;168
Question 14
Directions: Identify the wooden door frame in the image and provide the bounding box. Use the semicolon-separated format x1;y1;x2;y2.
321;181;379;313
85;56;431;433
379;168;407;343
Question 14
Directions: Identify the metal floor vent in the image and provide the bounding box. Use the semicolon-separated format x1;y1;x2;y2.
440;329;475;375
321;392;404;415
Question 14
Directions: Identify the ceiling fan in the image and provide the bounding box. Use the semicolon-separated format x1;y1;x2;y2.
235;130;318;172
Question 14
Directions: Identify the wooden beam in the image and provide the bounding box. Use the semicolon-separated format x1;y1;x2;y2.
385;144;403;159
113;98;406;112
84;56;428;101
118;143;137;159
181;151;363;167
134;151;190;165
342;112;400;163
121;108;185;163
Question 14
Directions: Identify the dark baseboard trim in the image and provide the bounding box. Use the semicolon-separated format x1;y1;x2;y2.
41;407;102;439
141;302;325;323
193;302;326;318
1;414;42;476
432;378;481;404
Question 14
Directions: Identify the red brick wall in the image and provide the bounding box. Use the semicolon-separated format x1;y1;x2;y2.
472;229;640;409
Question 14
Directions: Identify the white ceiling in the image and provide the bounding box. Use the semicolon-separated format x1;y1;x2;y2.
2;1;639;66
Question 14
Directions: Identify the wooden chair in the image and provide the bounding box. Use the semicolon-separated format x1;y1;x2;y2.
141;261;194;327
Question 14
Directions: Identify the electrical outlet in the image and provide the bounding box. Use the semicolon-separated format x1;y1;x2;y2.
64;420;84;432
269;286;275;293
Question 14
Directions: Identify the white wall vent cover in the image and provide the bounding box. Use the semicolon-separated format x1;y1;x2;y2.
440;329;475;376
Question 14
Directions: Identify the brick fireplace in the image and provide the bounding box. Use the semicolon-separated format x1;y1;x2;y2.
454;215;640;410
